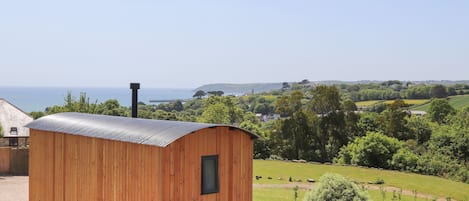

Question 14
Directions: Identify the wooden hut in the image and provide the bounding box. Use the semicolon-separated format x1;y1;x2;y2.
26;112;258;201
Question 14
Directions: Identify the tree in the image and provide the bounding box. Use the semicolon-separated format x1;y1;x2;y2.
172;100;184;112
97;99;128;116
309;85;341;115
240;121;271;159
0;125;3;138
299;79;310;85
378;100;410;140
428;99;455;124
193;90;206;99
281;82;291;91
30;111;45;119
46;92;99;114
275;91;304;117
406;116;432;144
431;85;448;98
335;132;402;169
207;91;224;96
199;103;229;124
303;173;369;201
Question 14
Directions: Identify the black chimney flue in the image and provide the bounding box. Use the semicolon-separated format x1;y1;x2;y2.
130;83;140;118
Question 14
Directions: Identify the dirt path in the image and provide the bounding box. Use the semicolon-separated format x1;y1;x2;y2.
254;183;453;201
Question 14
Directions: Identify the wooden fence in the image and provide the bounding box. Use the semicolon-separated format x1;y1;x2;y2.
0;147;29;175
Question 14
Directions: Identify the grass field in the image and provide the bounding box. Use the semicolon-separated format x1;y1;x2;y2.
355;99;429;107
412;95;469;111
253;188;434;201
356;100;383;107
253;160;469;200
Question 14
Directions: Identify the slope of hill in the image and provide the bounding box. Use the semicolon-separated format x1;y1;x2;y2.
195;83;283;94
253;160;469;200
412;95;469;111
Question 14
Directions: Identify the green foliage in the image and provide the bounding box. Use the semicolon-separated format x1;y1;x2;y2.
303;173;369;201
275;90;304;117
207;90;224;96
30;111;45;119
431;85;448;98
428;99;455;124
46;92;99;114
378;100;411;140
0;125;3;138
391;148;418;172
193;90;206;99
405;116;432;144
310;85;341;115
335;132;402;169
199;103;230;124
240;121;271;159
97;99;128;116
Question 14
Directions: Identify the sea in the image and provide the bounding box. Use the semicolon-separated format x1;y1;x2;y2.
0;87;195;112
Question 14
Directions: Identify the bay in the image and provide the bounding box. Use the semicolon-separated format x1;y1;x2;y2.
0;87;194;112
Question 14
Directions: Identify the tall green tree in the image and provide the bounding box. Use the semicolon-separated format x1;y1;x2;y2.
428;98;455;124
46;92;98;114
378;100;410;140
193;90;206;99
275;90;303;117
431;84;448;98
309;85;349;162
309;85;341;115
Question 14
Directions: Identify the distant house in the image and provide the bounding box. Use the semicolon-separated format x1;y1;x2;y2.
27;112;258;201
409;110;427;116
0;99;33;147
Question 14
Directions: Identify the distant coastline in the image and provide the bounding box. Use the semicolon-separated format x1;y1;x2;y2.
0;87;194;112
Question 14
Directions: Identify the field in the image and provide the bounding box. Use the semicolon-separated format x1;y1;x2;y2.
355;99;429;108
253;160;469;200
412;95;469;111
254;188;435;201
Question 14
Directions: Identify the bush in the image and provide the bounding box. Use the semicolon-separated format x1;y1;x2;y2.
303;173;369;201
391;148;418;172
335;132;402;169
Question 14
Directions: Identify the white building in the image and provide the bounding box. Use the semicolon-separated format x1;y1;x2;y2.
0;99;33;146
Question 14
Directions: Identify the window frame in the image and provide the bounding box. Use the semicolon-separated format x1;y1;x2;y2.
201;155;219;195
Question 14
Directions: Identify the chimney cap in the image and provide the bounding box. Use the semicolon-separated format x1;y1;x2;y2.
130;83;140;90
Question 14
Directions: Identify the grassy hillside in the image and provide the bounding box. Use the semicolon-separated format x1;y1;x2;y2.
254;188;433;201
412;95;469;111
195;83;282;94
253;160;469;200
355;99;429;108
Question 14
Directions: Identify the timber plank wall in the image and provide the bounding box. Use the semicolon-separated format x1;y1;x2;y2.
29;127;253;201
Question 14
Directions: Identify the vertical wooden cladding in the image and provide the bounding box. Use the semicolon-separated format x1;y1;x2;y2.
30;129;163;201
162;127;253;201
29;127;253;201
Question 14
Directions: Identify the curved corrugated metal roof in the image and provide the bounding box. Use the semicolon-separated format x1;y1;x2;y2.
25;112;258;147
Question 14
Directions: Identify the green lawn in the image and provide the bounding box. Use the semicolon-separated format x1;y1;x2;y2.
412;95;469;111
355;99;429;108
253;160;469;200
253;188;434;201
356;100;382;107
254;188;306;201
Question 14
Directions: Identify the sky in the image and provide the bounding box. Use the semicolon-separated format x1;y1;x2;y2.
1;0;468;88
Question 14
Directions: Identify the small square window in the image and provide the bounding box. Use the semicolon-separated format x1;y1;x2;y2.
10;127;18;135
201;155;219;194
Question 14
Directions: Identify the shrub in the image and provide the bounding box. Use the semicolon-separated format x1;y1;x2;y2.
391;148;418;172
335;132;402;169
303;173;369;201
